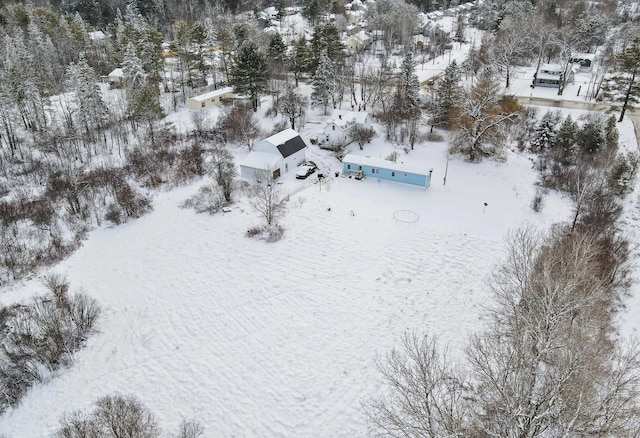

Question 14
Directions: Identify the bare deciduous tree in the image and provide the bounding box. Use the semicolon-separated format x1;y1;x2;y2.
277;87;309;131
93;394;160;438
449;75;522;161
368;227;640;437
250;171;286;226
208;146;237;203
172;418;204;438
365;332;472;437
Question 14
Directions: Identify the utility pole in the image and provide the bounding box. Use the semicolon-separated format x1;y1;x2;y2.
443;154;449;185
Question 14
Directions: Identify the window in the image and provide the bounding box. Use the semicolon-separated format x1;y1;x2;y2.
201;102;205;108
332;125;335;130
391;171;395;177
371;168;378;174
347;164;351;170
285;163;288;171
404;173;408;177
358;165;362;170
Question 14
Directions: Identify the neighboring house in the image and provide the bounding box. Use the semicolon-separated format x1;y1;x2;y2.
320;110;370;148
533;64;576;88
345;31;371;52
570;53;596;72
108;68;125;88
346;23;363;36
342;154;433;188
187;87;235;111
240;129;307;180
88;30;106;41
345;9;365;23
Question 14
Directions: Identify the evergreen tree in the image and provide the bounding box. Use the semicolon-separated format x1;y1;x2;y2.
230;40;269;112
605;114;619;151
394;51;421;119
430;60;461;128
310;50;335;115
64;58;108;141
267;33;288;79
290;37;311;87
268;33;287;65
123;42;147;90
122;42;162;131
576;117;605;155
309;23;344;72
454;13;466;42
190;21;207;81
555;115;579;164
532;111;557;151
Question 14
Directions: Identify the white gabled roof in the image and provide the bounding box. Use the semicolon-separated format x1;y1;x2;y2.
189;87;234;102
263;128;300;146
88;30;106;41
343;154;432;176
539;64;564;75
240;151;281;170
331;110;368;129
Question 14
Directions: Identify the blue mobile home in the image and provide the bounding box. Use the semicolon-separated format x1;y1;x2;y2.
342;154;432;188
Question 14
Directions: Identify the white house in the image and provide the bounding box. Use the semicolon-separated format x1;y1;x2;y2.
345;31;371;52
533;64;576;88
187;87;235;111
319;110;370;148
240;129;307;180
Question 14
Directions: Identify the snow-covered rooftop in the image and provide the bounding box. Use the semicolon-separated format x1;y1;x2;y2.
343;153;433;176
239;151;281;169
262;128;300;146
188;87;234;102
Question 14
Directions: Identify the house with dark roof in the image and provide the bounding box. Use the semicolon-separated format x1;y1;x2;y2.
239;129;307;180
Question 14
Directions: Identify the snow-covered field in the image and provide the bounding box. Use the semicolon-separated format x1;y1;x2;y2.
1;19;639;434
0;127;581;435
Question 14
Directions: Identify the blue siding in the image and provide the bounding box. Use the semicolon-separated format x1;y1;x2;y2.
343;161;431;188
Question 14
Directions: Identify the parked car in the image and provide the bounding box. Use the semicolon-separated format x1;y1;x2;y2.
296;164;317;179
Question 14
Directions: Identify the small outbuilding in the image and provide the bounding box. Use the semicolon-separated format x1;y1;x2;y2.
107;68;125;88
240;129;307;180
187;87;235;111
570;53;596;72
342;154;432;188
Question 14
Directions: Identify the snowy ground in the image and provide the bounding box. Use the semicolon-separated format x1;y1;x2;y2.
0;130;578;435
2;20;640;435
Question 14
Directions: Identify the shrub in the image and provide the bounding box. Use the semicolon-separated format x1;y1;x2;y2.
531;189;544;212
245;225;284;242
175;144;205;183
105;203;124;225
56;394;203;438
426;131;444;142
116;183;152;220
180;184;226;214
0;276;101;413
386;151;399;162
